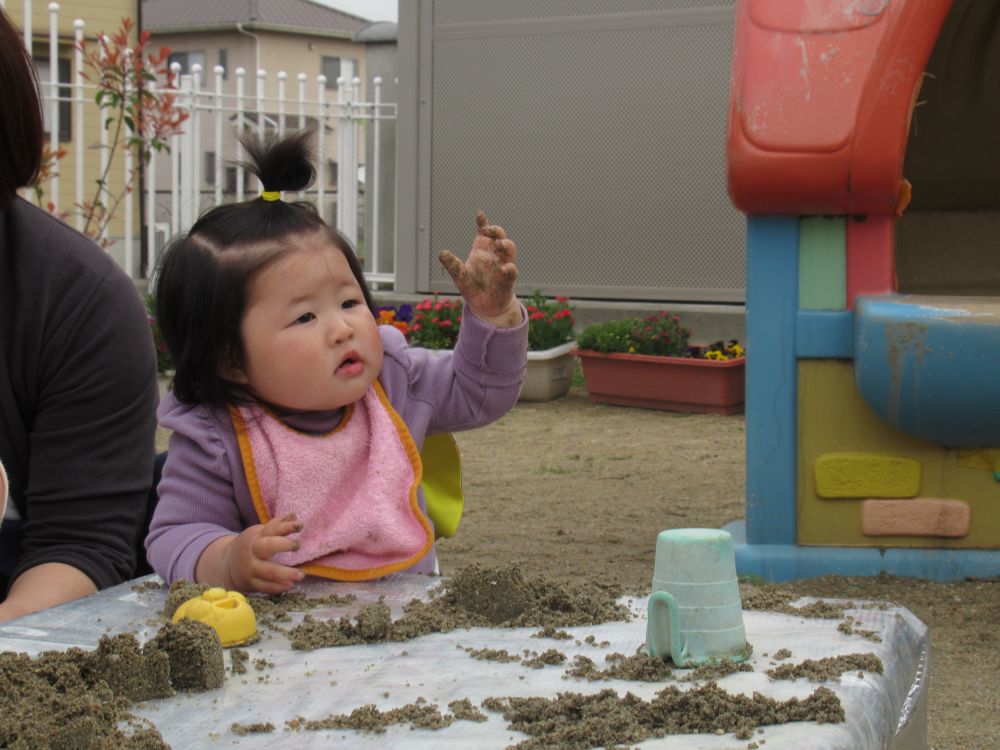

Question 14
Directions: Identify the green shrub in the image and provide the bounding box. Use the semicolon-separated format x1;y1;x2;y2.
408;292;576;351
144;293;175;374
409;296;463;350
525;291;575;351
576;313;691;357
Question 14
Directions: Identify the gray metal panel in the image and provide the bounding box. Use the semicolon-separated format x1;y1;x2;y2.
416;0;744;303
432;0;731;25
394;0;429;294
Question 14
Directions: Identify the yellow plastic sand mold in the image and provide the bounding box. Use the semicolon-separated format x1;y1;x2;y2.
172;587;257;647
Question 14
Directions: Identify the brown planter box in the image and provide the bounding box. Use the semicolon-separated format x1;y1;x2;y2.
573;349;745;415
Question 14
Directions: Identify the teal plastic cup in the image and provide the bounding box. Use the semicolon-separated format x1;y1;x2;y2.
645;528;750;667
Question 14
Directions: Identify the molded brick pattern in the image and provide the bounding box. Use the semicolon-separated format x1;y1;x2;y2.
860;498;971;538
814;453;921;498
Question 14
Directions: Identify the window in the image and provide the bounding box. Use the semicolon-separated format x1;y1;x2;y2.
282;114;316;130
224;166;252;195
34;57;71;142
321;57;357;90
205;151;217;186
217;49;228;79
321;56;340;89
167;51;206;78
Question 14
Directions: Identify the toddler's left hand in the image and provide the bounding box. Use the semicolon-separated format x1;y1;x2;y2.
439;211;521;328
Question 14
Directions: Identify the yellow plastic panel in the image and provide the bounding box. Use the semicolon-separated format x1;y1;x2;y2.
814;452;920;498
797;360;1000;548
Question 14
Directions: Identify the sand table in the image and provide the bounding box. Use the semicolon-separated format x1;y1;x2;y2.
0;565;927;749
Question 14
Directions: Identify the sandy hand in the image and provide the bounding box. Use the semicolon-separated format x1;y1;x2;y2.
438;210;521;327
222;513;305;594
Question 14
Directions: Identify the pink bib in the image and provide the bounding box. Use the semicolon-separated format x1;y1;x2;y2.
231;382;433;581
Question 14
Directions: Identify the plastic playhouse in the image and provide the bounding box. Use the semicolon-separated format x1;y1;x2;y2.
726;0;1000;581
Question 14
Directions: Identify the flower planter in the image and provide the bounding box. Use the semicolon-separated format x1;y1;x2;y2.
573;349;745;414
520;341;576;402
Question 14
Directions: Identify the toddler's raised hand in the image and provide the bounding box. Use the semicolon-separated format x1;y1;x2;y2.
439;211;522;328
219;513;305;594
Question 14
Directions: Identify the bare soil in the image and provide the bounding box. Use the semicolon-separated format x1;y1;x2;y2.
155;386;1000;749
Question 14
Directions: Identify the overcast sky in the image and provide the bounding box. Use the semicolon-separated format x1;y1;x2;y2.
314;0;398;23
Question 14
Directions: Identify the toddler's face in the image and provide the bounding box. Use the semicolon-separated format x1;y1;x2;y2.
230;238;382;411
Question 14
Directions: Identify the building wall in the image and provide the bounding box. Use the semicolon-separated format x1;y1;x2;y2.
153;28;367;96
10;0;131;40
9;0;140;264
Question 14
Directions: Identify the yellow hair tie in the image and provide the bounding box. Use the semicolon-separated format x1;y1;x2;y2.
261;190;281;202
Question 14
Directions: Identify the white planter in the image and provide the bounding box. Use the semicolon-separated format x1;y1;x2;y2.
520;341;577;402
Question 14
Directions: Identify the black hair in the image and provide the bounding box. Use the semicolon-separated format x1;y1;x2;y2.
154;128;378;409
0;8;44;207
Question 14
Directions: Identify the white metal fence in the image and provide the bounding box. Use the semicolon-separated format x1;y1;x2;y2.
160;64;397;285
14;1;397;284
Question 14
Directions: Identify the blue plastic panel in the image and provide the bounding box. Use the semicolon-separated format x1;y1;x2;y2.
854;294;1000;447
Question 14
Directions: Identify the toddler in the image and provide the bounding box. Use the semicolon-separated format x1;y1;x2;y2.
146;130;527;594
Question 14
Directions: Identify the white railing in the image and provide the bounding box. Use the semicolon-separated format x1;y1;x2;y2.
16;2;396;285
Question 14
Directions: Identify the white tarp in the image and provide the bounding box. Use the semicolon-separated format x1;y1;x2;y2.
0;575;928;750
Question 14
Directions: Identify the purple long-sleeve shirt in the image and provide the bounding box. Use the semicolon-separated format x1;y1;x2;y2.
146;306;527;584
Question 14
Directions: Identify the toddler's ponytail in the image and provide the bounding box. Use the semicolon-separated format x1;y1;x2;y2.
240;128;316;197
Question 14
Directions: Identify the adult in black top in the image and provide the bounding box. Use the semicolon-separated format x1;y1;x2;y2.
0;7;158;621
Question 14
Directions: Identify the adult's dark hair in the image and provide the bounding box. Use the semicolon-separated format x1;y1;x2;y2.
0;8;44;207
154;128;377;409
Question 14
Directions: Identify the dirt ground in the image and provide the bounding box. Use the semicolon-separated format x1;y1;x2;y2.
155;387;1000;749
436;388;1000;750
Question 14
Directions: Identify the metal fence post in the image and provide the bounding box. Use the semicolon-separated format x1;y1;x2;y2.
213;65;224;206
73;18;84;230
178;72;194;231
235;67;246;203
47;2;59;211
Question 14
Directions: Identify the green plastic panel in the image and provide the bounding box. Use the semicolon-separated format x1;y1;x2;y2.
799;217;846;310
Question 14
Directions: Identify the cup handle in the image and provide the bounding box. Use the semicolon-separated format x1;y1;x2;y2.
0;459;7;528
647;590;686;664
